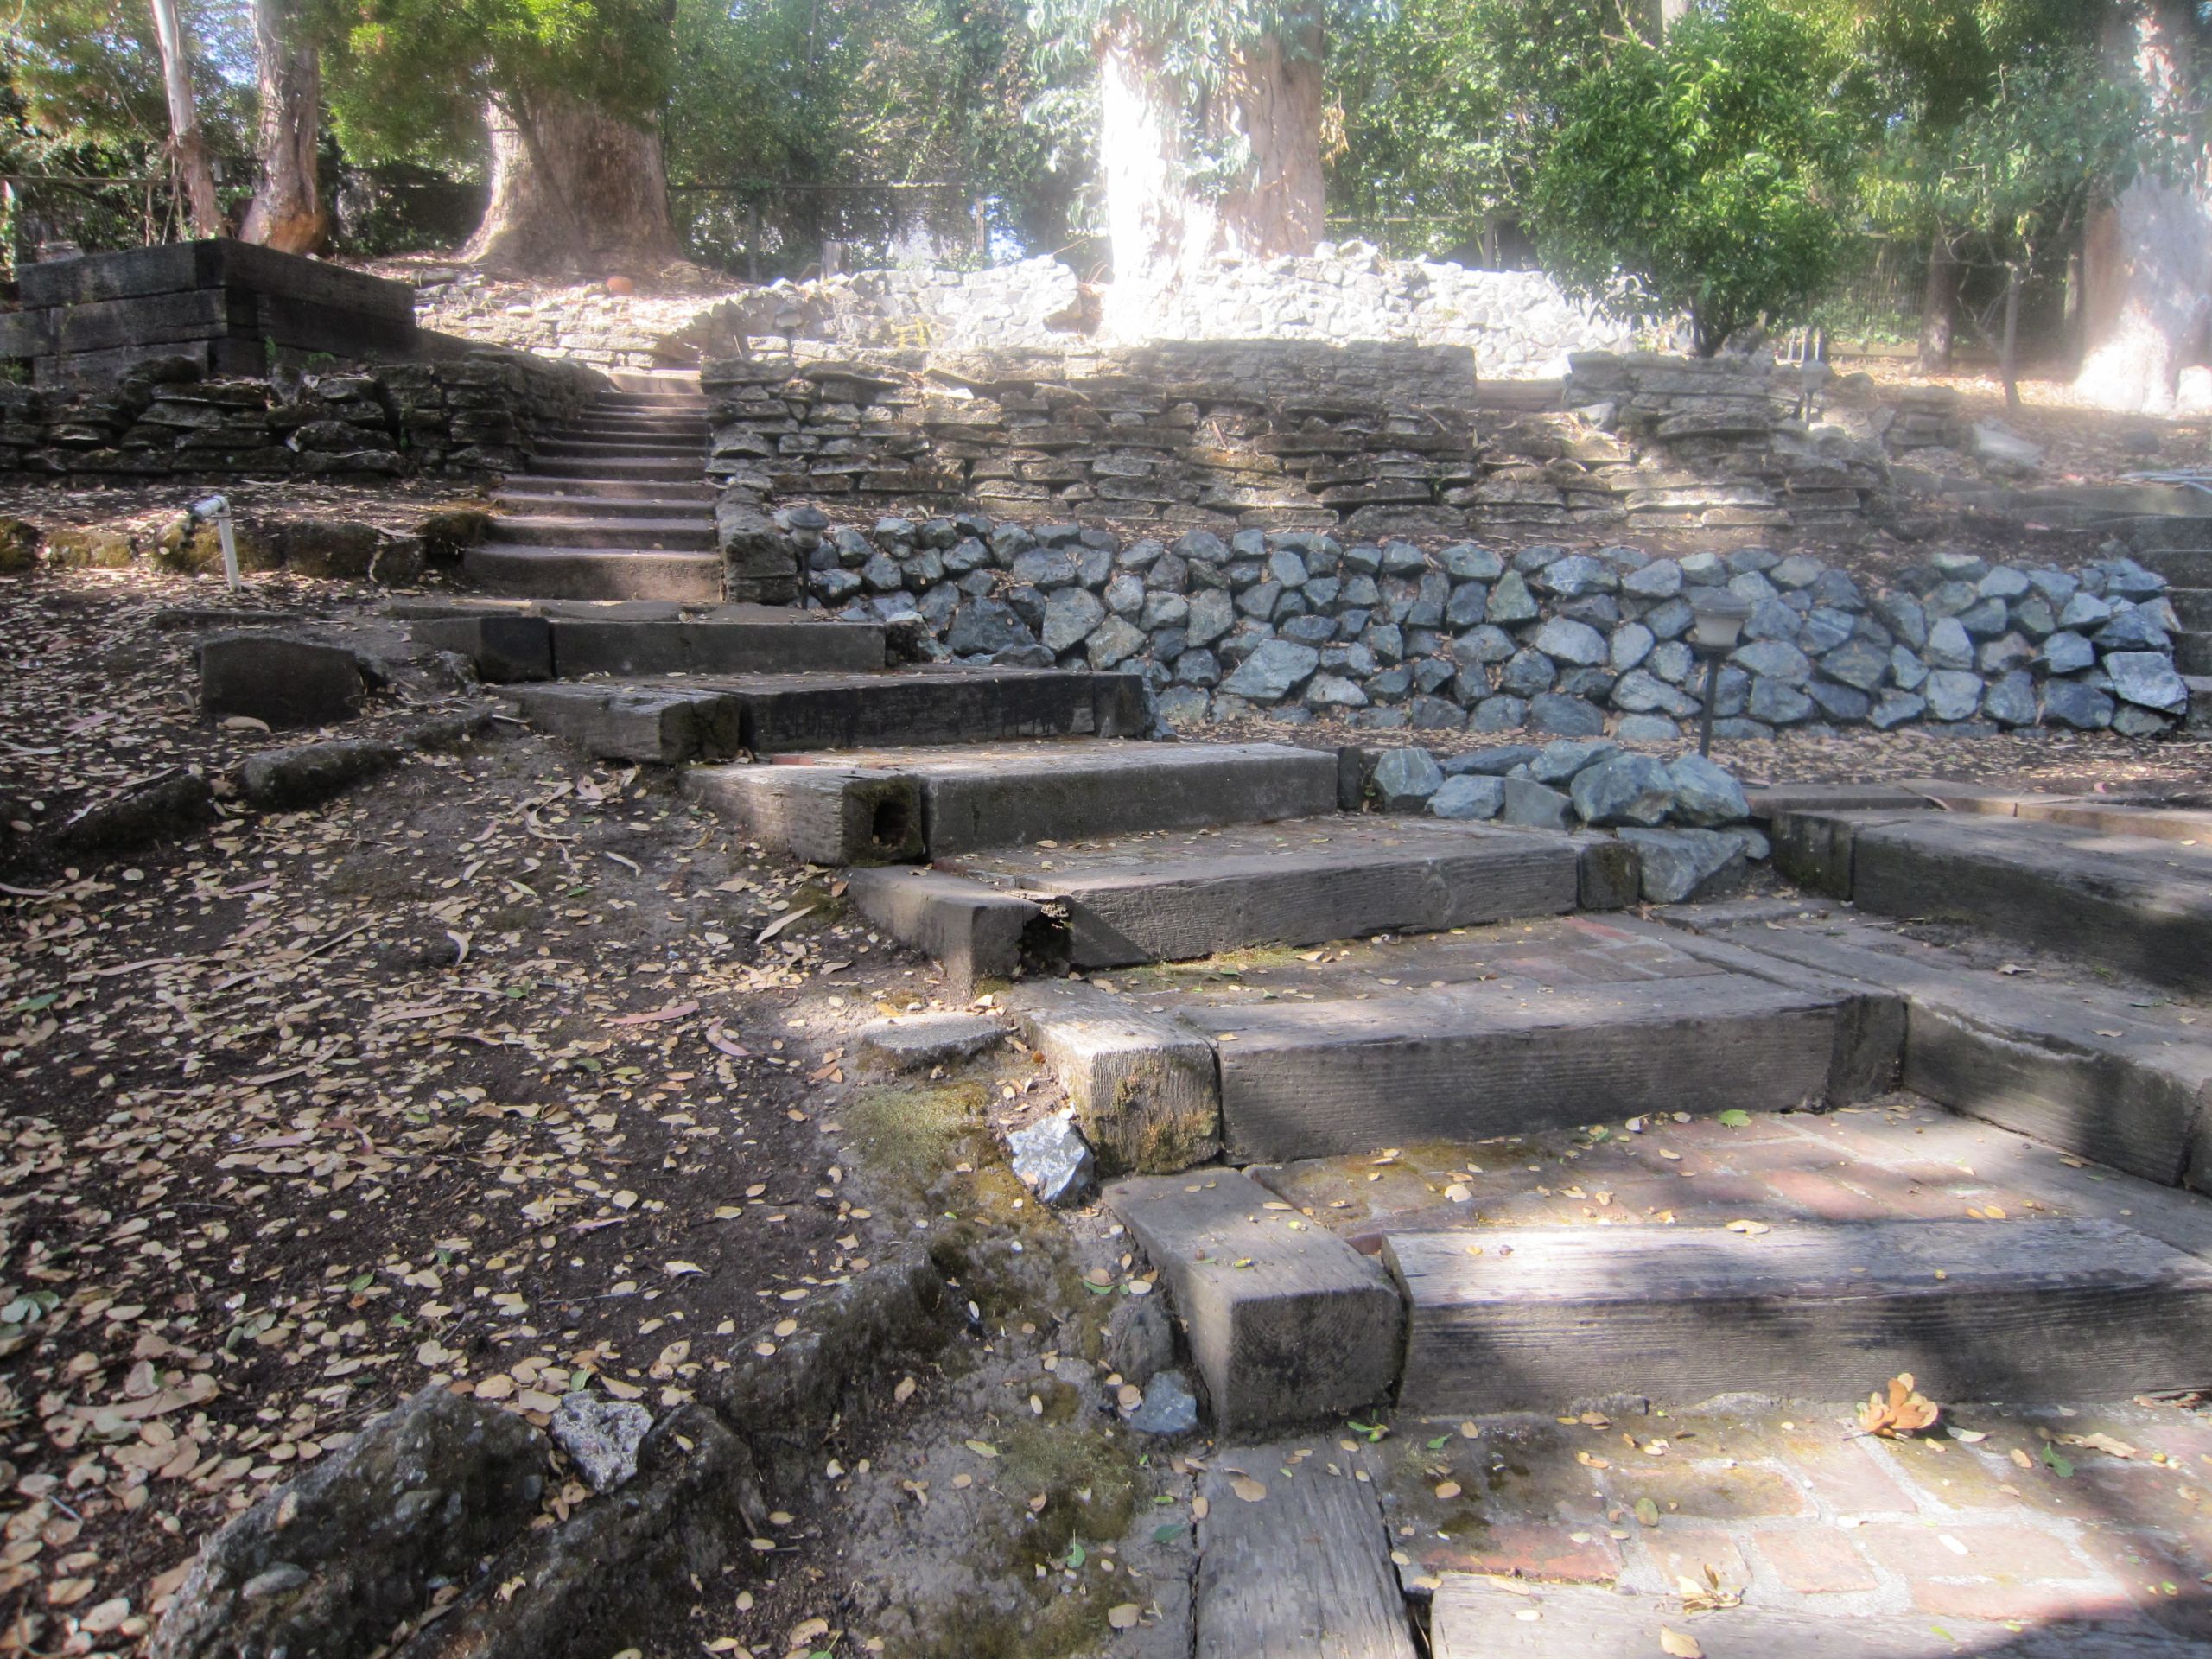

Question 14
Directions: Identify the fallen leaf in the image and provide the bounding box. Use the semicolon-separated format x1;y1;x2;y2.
1660;1629;1704;1658
1231;1477;1267;1503
1108;1604;1141;1630
1859;1372;1940;1439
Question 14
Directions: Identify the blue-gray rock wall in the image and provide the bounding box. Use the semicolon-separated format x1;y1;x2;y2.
787;512;2188;738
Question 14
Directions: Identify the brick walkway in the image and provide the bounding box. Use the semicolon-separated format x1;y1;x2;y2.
1253;1099;2212;1642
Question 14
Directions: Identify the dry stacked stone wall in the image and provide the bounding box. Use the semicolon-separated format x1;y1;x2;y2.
709;346;1943;545
0;350;602;480
765;511;2185;740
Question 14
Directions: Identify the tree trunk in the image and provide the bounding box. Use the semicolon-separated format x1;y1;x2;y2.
1096;12;1325;333
239;0;327;253
461;89;682;276
1999;262;2024;410
2074;0;2212;412
146;0;223;238
1917;234;1959;371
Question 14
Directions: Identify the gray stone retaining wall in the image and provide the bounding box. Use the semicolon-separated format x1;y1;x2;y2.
711;347;1952;543
772;512;2188;739
0;349;604;480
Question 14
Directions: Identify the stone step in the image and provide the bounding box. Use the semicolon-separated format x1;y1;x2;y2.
692;739;1334;864
1010;918;1895;1170
1384;1216;2212;1414
2178;630;2212;677
493;491;719;519
513;669;1149;764
1194;1446;1416;1659
1109;1171;1402;1436
1677;914;2212;1190
461;544;723;603
2166;584;2212;631
485;516;717;550
546;612;886;678
601;371;706;397
1772;808;2212;993
524;454;704;482
1431;1578;2206;1657
493;477;716;505
934;817;1583;969
2127;536;2212;582
535;435;701;458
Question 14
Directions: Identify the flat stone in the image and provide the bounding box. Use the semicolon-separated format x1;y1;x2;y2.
2107;650;2189;712
1430;775;1505;820
1007;1111;1096;1205
1617;826;1748;902
1530;615;1607;666
550;1395;653;1493
1529;739;1619;785
858;1013;1009;1071
1527;692;1605;737
1501;777;1573;831
1220;638;1319;702
1370;747;1444;810
1440;744;1537;777
1127;1369;1199;1436
1569;753;1675;828
1923;669;1985;721
237;740;403;810
200;632;368;728
1665;753;1749;826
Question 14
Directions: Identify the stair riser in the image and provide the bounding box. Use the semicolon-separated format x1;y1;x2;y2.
2130;543;2212;584
536;438;702;457
1036;845;1581;968
2178;632;2212;676
2166;587;2212;631
548;619;887;678
497;481;715;504
1848;819;2212;993
1388;1219;2212;1413
526;460;703;482
462;547;722;604
1211;984;1848;1163
486;522;716;551
512;673;1150;764
494;495;716;519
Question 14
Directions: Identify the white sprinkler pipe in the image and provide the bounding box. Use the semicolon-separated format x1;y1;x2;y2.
192;494;240;592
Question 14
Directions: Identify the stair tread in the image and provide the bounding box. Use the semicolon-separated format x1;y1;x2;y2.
1432;1580;2206;1658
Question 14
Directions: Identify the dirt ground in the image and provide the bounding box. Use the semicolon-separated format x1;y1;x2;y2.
5;550;2212;1658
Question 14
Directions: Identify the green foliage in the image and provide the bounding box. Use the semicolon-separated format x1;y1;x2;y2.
667;0;1072;271
1529;0;1856;353
1324;0;1652;255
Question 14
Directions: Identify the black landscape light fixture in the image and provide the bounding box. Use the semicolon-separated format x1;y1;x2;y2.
1689;587;1754;759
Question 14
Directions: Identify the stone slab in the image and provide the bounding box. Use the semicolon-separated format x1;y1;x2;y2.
1014;981;1221;1173
409;613;554;683
857;1013;1010;1071
1707;919;2212;1190
948;817;1580;967
1195;1451;1416;1659
200;632;367;728
842;867;1040;1001
1606;919;1904;1105
1108;1170;1402;1434
504;683;742;764
1431;1579;2205;1659
1387;1217;2212;1414
548;615;887;677
1847;815;2212;992
1198;974;1844;1164
1744;782;1941;822
463;544;723;603
684;764;924;865
698;669;1147;754
760;741;1339;857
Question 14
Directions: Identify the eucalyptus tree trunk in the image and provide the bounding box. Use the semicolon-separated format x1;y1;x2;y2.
461;89;683;276
1096;10;1325;333
146;0;224;239
2074;0;2212;411
1916;235;1959;371
239;0;327;253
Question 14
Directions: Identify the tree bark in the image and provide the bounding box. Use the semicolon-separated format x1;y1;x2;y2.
146;0;223;239
2073;0;2212;412
461;89;683;276
239;0;327;253
1096;11;1325;332
1917;234;1959;371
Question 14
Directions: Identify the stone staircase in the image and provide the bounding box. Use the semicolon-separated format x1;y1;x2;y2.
2127;513;2212;677
467;615;2212;1656
467;370;719;602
